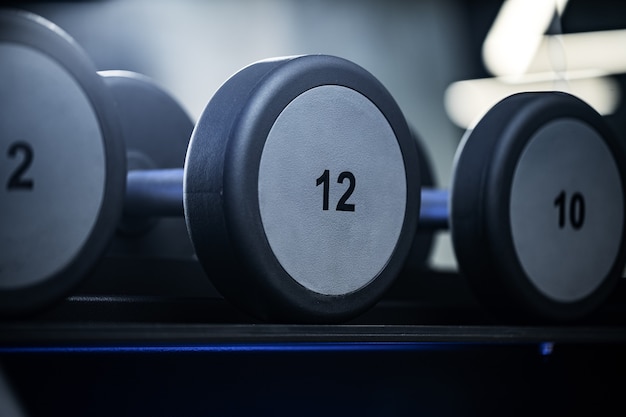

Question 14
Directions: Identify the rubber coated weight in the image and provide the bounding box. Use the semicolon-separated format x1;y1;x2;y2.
404;129;437;271
450;91;626;321
100;71;196;259
0;10;125;315
184;55;421;323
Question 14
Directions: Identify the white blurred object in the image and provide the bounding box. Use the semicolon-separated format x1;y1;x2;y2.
445;0;624;128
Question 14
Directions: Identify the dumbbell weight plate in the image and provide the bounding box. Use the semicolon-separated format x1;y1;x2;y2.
404;129;437;270
0;10;125;315
184;55;420;322
451;92;626;321
99;70;195;259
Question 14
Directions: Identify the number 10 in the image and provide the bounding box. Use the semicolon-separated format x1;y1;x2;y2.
554;190;585;230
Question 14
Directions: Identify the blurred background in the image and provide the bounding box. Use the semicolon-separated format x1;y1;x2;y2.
10;0;626;269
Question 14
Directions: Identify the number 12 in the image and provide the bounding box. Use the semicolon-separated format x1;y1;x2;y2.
316;169;356;212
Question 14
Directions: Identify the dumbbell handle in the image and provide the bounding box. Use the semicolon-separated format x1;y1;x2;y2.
419;188;449;230
124;169;450;229
124;169;184;217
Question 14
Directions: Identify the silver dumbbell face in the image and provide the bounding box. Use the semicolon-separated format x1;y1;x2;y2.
258;85;407;296
0;10;125;314
0;43;105;289
509;118;623;303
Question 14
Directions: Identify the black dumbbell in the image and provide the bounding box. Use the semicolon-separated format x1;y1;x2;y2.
412;91;626;322
0;10;421;322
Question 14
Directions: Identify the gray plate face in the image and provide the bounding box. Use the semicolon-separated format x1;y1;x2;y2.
0;43;105;289
258;85;407;295
510;118;624;302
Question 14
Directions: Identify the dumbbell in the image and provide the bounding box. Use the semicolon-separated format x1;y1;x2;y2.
0;10;421;322
412;91;626;322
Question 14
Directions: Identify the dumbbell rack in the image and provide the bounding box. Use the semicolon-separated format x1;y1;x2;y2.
1;257;625;416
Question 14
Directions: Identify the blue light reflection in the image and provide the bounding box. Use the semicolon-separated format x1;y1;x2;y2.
539;341;555;356
0;342;478;355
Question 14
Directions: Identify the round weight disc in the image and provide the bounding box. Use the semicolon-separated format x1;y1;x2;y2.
404;129;437;271
184;55;420;322
0;10;125;315
450;91;626;321
100;71;192;174
100;71;195;260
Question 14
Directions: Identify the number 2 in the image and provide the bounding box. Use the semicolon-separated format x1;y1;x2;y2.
336;171;356;211
6;142;34;191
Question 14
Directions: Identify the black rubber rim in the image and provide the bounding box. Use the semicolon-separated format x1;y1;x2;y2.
405;128;437;271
